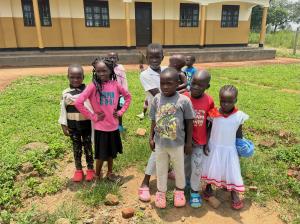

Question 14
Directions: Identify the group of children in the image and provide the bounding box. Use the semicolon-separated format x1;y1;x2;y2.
58;43;249;211
138;43;248;210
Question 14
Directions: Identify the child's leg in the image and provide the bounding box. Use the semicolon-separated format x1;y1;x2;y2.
169;146;185;191
190;146;204;193
70;132;83;170
156;145;169;193
141;152;156;187
82;131;94;170
118;116;123;126
95;159;104;177
184;154;192;186
107;157;113;175
231;191;243;209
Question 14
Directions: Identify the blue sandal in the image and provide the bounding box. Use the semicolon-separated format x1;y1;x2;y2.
189;192;202;208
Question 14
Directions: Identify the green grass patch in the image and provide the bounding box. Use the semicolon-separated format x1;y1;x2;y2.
0;64;299;222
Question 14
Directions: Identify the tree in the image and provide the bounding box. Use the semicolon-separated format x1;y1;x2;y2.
267;1;289;32
288;1;300;25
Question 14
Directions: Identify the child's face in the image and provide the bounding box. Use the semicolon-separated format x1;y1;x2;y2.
186;56;195;67
160;72;178;97
219;91;237;113
169;57;185;71
146;49;164;71
190;76;209;98
94;61;111;82
108;52;118;64
68;68;84;88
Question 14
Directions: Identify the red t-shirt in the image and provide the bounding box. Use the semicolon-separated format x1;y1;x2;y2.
184;92;214;145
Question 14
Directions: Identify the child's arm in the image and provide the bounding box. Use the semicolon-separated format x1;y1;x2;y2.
58;95;70;136
177;72;187;93
184;119;193;155
204;120;212;156
116;84;131;117
75;84;98;122
236;125;243;138
118;65;128;91
149;120;156;151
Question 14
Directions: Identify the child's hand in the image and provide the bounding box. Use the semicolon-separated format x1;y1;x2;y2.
97;112;105;121
113;110;119;118
139;64;144;72
149;138;155;151
203;145;210;156
184;144;192;155
62;125;70;136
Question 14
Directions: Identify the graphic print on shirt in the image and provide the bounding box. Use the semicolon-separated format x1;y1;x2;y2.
155;103;177;140
193;109;205;127
100;92;115;105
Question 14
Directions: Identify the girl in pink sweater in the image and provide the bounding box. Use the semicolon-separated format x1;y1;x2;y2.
75;57;131;182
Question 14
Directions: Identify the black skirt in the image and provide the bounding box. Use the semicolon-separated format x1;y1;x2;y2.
94;129;123;160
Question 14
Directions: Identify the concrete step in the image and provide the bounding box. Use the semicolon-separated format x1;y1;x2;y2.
0;48;276;67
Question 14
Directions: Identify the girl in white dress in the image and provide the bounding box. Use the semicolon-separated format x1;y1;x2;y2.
201;85;249;210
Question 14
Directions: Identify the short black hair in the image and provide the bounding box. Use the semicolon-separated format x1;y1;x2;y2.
68;64;83;76
187;55;196;62
161;67;179;81
194;70;211;83
219;85;238;98
146;43;163;55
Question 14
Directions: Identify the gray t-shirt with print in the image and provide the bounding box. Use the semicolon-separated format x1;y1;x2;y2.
149;92;195;148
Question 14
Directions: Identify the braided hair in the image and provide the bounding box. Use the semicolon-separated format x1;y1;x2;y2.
219;85;238;98
92;57;117;99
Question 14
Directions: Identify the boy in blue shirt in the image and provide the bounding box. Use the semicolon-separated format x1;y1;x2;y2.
184;55;198;91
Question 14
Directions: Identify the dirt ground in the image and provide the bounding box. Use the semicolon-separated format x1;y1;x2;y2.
22;154;283;224
0;57;299;91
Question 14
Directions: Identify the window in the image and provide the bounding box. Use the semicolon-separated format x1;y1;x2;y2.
180;3;199;27
38;0;52;26
84;0;110;27
221;5;239;28
21;0;52;27
21;0;35;26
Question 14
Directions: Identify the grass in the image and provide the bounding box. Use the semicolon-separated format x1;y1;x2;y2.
0;64;299;223
249;31;300;58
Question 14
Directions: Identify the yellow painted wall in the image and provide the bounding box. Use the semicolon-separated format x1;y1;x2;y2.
0;0;255;48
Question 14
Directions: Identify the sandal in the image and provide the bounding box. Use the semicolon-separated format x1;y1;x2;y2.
190;192;202;208
155;191;166;209
138;187;151;202
202;191;213;201
85;169;95;182
73;170;83;182
232;200;244;210
106;173;122;184
174;190;186;207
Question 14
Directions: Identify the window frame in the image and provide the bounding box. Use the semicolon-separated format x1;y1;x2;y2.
179;3;199;28
221;5;240;28
83;0;110;28
38;0;52;27
21;0;35;27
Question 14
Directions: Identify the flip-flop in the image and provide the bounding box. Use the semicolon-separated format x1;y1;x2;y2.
202;191;213;201
232;200;244;210
106;173;123;184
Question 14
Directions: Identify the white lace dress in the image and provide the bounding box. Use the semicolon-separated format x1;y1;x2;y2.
201;110;249;192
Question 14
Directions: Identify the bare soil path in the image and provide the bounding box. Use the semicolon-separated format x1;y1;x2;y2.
0;57;299;91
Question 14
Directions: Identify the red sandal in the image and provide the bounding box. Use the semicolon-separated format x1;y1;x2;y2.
232;200;244;210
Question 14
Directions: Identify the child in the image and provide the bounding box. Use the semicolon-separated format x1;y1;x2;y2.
107;52;128;132
58;64;94;182
169;54;188;94
149;67;195;209
137;64;148;119
202;85;249;210
184;55;198;91
183;70;214;208
138;43;167;202
75;57;131;182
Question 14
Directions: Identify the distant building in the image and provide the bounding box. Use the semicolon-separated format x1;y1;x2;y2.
0;0;269;50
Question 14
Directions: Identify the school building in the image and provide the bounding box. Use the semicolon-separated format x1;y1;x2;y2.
0;0;270;50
